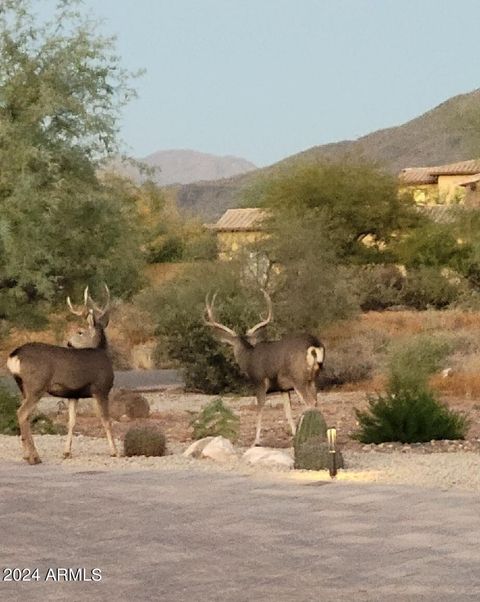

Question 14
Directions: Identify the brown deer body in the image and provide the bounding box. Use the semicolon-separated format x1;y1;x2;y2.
6;286;118;464
204;291;325;445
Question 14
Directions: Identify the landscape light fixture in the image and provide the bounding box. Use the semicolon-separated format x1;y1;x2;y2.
327;427;337;479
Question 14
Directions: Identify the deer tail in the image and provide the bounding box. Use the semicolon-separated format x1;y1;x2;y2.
306;346;324;368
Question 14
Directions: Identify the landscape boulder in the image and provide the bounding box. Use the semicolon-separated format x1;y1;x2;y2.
184;436;237;462
242;447;294;470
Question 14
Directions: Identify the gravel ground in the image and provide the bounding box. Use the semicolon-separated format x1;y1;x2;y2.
2;434;480;492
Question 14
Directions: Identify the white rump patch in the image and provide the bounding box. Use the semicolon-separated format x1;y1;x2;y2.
306;346;324;367
6;355;21;375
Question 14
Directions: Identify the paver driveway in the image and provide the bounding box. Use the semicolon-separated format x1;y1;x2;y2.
1;462;479;601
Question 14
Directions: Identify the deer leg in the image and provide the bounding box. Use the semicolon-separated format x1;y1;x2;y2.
253;383;268;447
63;399;78;459
283;391;296;436
17;395;42;465
93;395;118;457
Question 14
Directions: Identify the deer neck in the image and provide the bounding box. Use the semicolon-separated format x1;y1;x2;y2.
232;338;254;374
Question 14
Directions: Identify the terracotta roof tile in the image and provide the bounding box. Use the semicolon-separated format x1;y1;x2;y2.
209;207;269;232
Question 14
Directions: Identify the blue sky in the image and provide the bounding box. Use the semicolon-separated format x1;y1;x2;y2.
64;1;480;165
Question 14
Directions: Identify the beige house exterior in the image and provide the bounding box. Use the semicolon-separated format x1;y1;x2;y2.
208;207;269;260
399;159;480;206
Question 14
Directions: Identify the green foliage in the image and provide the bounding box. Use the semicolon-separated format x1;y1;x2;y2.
137;260;271;393
387;334;452;393
123;426;166;457
191;398;240;441
260;211;359;332
257;160;418;263
31;414;66;436
0;1;144;320
293;409;327;448
353;333;468;444
353;389;469;444
402;267;463;310
358;265;405;311
0;385;20;435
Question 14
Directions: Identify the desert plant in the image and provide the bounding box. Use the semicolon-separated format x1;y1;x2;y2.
191;398;240;441
293;409;327;448
124;426;166;457
294;437;345;471
31;414;67;436
0;384;20;435
352;389;469;444
358;265;405;311
293;409;343;471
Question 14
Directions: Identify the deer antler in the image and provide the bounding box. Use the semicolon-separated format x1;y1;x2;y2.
87;283;111;322
245;289;273;337
66;286;90;317
204;292;238;337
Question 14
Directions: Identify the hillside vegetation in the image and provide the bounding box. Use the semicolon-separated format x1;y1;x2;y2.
175;89;480;219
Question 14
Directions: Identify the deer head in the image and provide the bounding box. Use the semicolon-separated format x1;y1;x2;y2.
66;284;111;349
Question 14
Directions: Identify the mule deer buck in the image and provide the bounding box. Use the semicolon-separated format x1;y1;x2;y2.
204;290;325;446
6;285;118;464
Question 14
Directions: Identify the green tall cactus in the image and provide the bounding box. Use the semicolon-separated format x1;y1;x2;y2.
293;409;327;449
293;409;344;471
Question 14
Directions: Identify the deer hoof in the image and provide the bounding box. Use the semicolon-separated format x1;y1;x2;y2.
27;455;42;465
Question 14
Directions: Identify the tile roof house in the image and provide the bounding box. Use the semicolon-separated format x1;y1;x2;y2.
208;208;270;259
399;159;480;206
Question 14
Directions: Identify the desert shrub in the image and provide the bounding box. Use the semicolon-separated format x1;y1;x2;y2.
402;267;463;309
318;339;376;388
0;385;20;435
31;414;67;435
352;389;469;444
353;332;468;443
136;260;270;394
124;426;166;457
358;265;405;311
109;389;150;420
191;398;240;442
387;333;453;393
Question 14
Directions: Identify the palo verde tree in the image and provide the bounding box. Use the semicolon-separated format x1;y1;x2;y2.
0;0;144;323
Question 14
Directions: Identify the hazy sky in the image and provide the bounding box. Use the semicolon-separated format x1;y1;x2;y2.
69;1;480;166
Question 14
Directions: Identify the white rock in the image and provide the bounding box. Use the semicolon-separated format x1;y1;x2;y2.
242;447;294;469
201;436;237;462
183;437;215;458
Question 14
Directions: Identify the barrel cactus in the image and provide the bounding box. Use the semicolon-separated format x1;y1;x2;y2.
293;409;343;471
293;409;327;448
124;426;166;457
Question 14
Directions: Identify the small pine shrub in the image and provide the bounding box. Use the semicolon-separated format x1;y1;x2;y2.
0;384;20;435
353;389;470;444
191;398;240;441
124;426;166;457
294;437;344;471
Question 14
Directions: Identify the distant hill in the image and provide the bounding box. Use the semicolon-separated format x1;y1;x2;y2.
115;149;256;186
174;89;480;219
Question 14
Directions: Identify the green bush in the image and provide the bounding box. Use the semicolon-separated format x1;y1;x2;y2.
352;389;469;444
0;385;20;435
124;426;166;457
137;260;269;394
191;398;240;442
358;265;405;311
402;267;463;309
31;414;67;436
387;334;452;393
353;333;469;444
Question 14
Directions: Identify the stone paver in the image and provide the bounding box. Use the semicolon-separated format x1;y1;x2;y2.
1;462;480;601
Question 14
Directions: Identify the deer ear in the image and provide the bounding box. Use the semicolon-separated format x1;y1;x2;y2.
87;311;95;328
210;327;237;346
